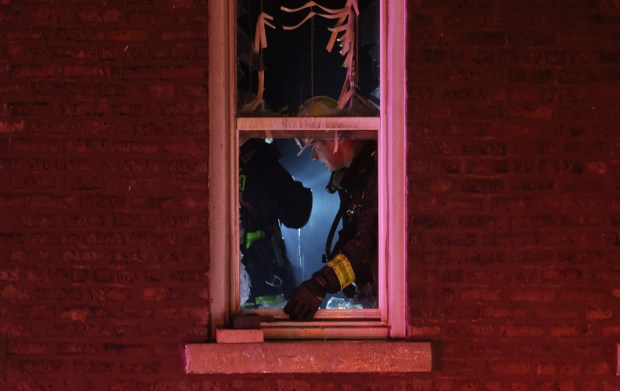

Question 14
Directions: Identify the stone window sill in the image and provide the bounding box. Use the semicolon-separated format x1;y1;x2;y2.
184;340;432;374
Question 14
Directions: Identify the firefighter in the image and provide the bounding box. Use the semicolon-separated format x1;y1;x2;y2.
240;138;313;308
284;97;378;321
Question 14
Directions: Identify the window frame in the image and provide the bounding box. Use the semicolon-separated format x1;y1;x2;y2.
208;0;407;339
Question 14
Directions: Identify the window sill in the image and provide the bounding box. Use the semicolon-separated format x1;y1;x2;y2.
184;340;432;374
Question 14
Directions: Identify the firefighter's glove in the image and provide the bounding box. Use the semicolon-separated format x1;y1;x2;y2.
284;267;340;321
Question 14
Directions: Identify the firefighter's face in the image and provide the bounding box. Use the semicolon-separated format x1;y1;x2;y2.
310;139;350;171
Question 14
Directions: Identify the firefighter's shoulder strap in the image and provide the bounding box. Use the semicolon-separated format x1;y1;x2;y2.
322;142;377;263
323;195;346;263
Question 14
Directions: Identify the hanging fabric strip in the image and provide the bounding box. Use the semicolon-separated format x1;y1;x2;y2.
281;10;315;31
241;70;266;114
243;10;274;115
333;131;339;154
281;10;346;31
279;0;360;110
348;0;360;17
338;84;354;110
253;12;275;53
281;1;342;15
281;0;358;17
325;16;347;52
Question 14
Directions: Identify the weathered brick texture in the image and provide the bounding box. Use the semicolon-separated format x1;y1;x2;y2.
1;0;619;390
1;1;210;389
408;0;620;389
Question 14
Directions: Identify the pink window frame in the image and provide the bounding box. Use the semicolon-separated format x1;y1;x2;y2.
206;0;407;339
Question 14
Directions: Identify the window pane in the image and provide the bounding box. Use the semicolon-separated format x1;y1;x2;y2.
236;0;380;117
239;137;378;311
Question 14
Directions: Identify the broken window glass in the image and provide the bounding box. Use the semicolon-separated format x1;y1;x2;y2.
237;0;380;117
239;138;378;311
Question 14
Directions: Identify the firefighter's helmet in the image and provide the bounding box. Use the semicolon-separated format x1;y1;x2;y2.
296;96;339;156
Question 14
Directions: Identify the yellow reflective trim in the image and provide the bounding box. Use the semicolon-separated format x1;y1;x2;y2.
239;174;246;192
327;253;355;289
244;230;265;249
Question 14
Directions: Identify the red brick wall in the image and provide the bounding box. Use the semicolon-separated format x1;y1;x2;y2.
407;1;620;389
1;0;619;390
0;1;211;389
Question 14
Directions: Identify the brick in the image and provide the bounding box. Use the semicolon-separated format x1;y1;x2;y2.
109;141;159;153
10;174;55;190
169;44;196;60
62;101;109;117
120;362;161;374
9;102;54;117
57;28;105;42
79;196;125;208
7;342;48;355
7;45;50;60
89;288;128;301
161;30;207;41
585;307;613;320
487;361;531;376
52;47;97;61
19;359;65;373
160;102;208;117
62;65;107;78
0;120;24;133
5;28;52;41
150;84;176;98
57;342;101;355
508;69;553;84
0;284;28;300
77;9;122;23
73;360;115;374
0;268;21;281
29;8;73;24
127;10;175;25
459;288;501;302
103;343;151;356
144;268;165;281
461;178;505;193
111;65;206;80
164;308;209;324
140;287;184;301
549;325;580;338
510;289;556;302
585;361;610;375
35;288;83;301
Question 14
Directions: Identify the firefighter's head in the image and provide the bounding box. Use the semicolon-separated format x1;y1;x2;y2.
295;95;339;154
295;96;362;172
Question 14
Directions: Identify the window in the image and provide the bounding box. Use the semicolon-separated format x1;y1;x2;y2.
208;0;407;340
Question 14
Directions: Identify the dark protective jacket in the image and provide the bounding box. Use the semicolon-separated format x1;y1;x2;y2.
325;140;378;301
240;139;313;304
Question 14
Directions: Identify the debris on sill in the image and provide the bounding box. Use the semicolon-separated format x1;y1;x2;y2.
216;314;264;343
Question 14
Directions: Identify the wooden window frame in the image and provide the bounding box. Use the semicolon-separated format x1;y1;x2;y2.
184;0;433;375
207;0;407;340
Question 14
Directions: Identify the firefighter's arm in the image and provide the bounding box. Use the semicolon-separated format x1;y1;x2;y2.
283;254;354;321
269;163;313;228
340;171;378;287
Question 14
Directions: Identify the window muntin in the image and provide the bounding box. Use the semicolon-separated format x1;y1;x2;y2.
207;0;406;339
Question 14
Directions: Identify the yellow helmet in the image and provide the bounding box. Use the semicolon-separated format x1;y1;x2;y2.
297;95;339;117
296;96;339;155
